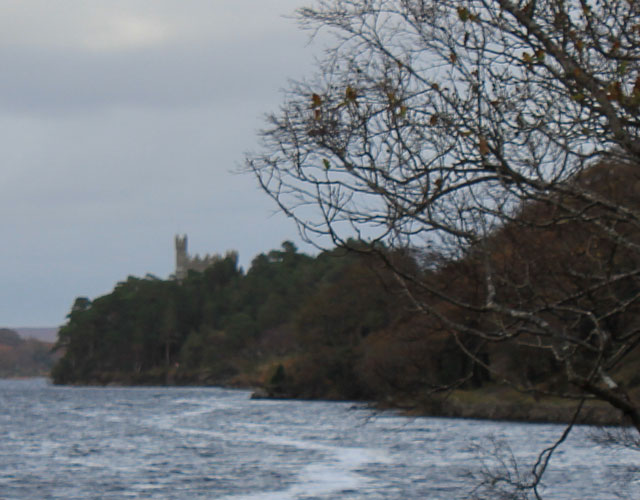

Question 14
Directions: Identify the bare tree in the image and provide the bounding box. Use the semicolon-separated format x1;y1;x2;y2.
247;0;640;495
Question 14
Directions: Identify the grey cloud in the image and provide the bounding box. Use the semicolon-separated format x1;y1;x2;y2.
0;35;309;114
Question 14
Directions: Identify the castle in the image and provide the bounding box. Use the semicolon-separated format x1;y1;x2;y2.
174;235;230;281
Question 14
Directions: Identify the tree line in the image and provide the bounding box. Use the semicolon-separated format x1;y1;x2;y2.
52;242;405;397
52;223;639;420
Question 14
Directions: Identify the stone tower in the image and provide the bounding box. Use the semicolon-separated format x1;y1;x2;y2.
175;234;188;281
174;234;232;281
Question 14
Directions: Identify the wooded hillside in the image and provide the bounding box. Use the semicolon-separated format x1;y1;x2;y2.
51;165;640;424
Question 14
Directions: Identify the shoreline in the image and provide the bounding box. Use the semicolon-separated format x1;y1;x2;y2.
248;386;630;427
38;374;631;428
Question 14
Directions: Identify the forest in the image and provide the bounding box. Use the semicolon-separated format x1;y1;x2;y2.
51;163;640;426
52;241;407;398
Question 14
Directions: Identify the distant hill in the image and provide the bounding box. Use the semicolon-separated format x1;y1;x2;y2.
0;329;22;346
0;328;58;378
13;327;59;343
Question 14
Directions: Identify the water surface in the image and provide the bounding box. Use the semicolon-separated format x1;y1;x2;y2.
0;378;637;499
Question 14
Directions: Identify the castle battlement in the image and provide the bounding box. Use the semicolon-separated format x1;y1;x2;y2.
174;235;235;281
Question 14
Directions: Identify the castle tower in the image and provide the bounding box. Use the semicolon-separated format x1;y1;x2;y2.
175;234;188;281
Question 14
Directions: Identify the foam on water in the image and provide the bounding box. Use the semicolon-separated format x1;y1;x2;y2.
146;395;393;499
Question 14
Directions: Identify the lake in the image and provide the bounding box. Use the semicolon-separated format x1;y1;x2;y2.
0;378;637;499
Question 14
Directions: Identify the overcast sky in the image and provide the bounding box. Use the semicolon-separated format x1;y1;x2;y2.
0;1;320;327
